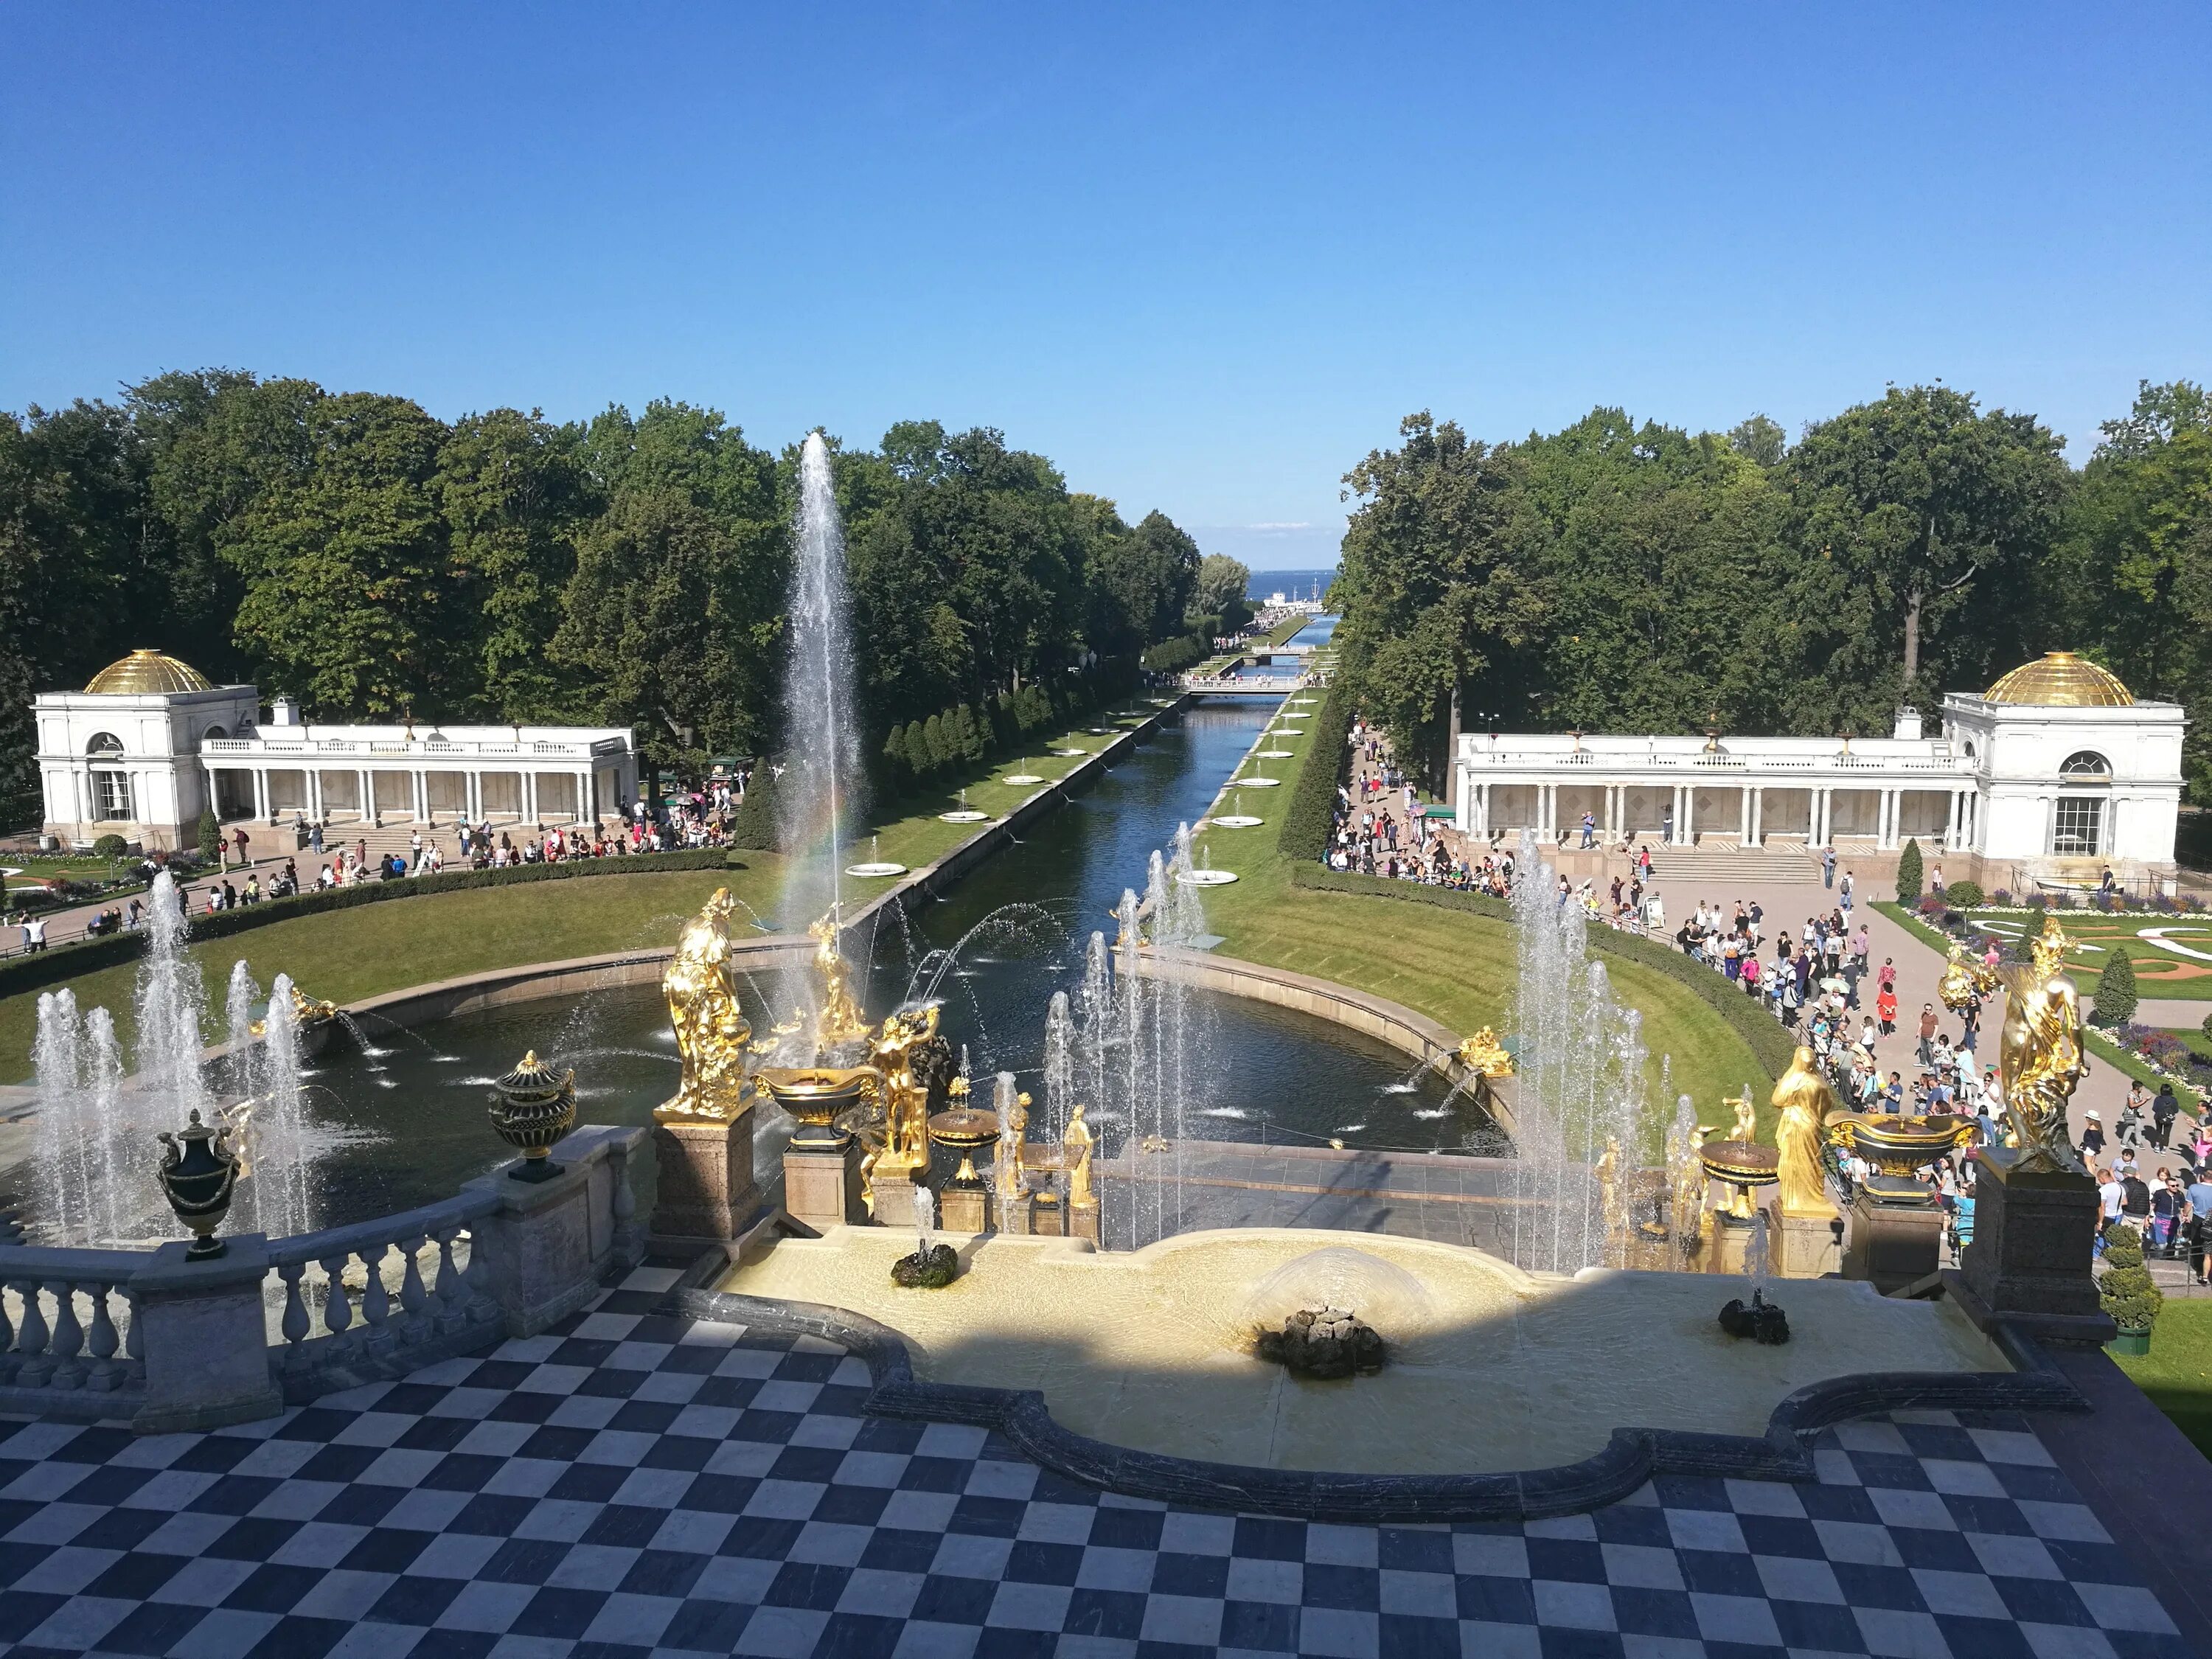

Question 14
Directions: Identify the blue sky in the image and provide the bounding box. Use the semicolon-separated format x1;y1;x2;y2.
4;5;2207;570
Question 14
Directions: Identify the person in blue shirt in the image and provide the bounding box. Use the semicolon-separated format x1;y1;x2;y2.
2186;1174;2212;1284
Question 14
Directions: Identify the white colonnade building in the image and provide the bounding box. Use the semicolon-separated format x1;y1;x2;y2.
35;650;640;851
1452;653;2186;888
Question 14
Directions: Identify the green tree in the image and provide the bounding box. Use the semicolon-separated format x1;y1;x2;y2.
902;719;933;779
225;392;458;716
879;727;911;798
1188;552;1251;633
923;713;948;769
1727;414;1787;468
1782;385;2072;720
197;807;221;861
2093;945;2138;1027
2098;1224;2163;1334
954;702;987;764
1896;838;1923;903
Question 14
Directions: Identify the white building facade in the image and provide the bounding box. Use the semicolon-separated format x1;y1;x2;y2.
36;650;641;851
1452;653;2186;886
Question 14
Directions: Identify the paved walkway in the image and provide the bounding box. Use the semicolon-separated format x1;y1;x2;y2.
0;1261;2195;1659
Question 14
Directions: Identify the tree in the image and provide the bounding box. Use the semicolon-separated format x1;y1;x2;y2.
1895;838;1923;904
902;720;933;780
1783;386;2071;714
2098;1223;2163;1335
225;393;458;717
923;713;947;769
1727;414;1787;468
1188;553;1251;633
954;703;987;764
879;728;911;798
198;808;221;861
2093;945;2138;1027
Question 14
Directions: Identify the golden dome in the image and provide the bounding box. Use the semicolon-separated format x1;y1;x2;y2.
84;650;212;695
1982;652;2133;708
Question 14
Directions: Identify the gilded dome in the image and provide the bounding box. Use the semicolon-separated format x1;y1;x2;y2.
84;650;212;695
1982;652;2133;708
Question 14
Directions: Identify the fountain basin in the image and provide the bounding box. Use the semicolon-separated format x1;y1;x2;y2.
1003;774;1045;786
845;861;908;877
1211;815;1264;829
712;1227;2010;1477
1051;748;1086;757
1178;869;1239;886
1255;750;1295;759
938;810;990;823
1236;776;1281;787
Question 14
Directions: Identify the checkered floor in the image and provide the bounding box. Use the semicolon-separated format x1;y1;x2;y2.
0;1265;2191;1658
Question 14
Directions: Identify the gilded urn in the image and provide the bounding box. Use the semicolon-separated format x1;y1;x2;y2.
1823;1109;1978;1181
157;1109;242;1259
1697;1138;1780;1220
756;1065;873;1148
489;1050;577;1182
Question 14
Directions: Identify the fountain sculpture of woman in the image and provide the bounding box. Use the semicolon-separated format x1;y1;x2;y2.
1770;1045;1839;1217
659;888;751;1122
1063;1102;1095;1209
808;916;870;1048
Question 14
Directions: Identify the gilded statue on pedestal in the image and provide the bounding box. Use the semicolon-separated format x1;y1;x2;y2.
869;1004;943;1178
1770;1046;1840;1217
1457;1028;1514;1077
659;887;751;1122
1064;1102;1095;1209
1941;917;2087;1177
809;916;871;1048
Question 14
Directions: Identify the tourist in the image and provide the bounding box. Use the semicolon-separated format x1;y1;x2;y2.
2096;1167;2125;1240
1931;863;1947;899
2189;1169;2212;1283
1579;810;1596;849
233;826;250;867
21;912;46;953
2154;1173;2184;1256
309;821;324;855
2121;1082;2150;1149
1823;846;1837;888
1840;869;1854;916
2080;1110;2106;1162
2153;1083;2180;1151
1916;1004;1939;1068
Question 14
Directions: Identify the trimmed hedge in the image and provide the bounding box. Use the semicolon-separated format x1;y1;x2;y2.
1289;864;1794;1083
0;848;739;1003
1276;686;1352;863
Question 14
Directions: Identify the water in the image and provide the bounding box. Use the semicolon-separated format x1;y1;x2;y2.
776;431;864;962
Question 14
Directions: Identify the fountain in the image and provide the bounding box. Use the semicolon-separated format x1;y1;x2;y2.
1212;790;1263;829
940;787;988;824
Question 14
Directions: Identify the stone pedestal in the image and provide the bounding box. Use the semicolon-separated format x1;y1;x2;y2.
936;1178;988;1236
1844;1179;1944;1294
782;1135;863;1233
650;1108;756;1251
133;1236;285;1435
1708;1212;1758;1276
1068;1200;1100;1245
1953;1152;2116;1346
1029;1192;1065;1237
469;1131;647;1337
1774;1206;1844;1279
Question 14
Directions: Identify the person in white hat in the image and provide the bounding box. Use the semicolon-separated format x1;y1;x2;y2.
2081;1110;2106;1162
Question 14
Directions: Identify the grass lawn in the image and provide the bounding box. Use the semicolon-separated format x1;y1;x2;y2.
1192;716;1774;1150
1955;905;2212;1001
0;698;1172;1082
2112;1299;2212;1461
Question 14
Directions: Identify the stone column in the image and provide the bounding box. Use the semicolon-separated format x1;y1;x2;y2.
1739;786;1753;847
650;1107;759;1252
253;769;270;822
1680;785;1695;846
1749;787;1764;848
1950;1152;2115;1346
131;1237;285;1434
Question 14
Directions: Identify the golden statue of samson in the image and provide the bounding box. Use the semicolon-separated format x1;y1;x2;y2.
1940;916;2088;1177
658;887;754;1124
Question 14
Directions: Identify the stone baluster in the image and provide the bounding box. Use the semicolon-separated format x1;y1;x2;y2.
358;1243;394;1356
12;1281;51;1386
0;1284;14;1383
122;1287;144;1385
462;1228;495;1321
431;1226;466;1333
46;1281;85;1388
83;1284;120;1392
276;1262;311;1370
319;1254;352;1346
397;1234;428;1336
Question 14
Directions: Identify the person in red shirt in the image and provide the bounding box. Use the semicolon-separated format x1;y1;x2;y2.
1876;986;1899;1036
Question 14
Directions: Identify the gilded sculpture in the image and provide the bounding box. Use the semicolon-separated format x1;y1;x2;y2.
1770;1046;1839;1217
659;887;752;1123
1728;1087;1758;1145
1064;1102;1095;1209
868;1004;944;1179
809;916;871;1048
1941;916;2087;1176
1457;1027;1514;1077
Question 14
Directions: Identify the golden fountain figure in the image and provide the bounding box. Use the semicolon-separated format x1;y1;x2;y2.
1940;917;2087;1177
658;887;752;1123
1772;1047;1840;1218
1457;1028;1514;1077
808;915;872;1048
1064;1102;1096;1211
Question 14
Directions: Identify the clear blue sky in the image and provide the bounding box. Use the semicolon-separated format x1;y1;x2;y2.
4;5;2207;570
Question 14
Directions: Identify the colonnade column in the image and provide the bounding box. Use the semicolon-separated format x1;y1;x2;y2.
1749;787;1764;849
466;770;481;823
582;770;596;824
1680;785;1696;846
355;768;371;826
1811;787;1829;847
1739;786;1753;847
1476;782;1491;838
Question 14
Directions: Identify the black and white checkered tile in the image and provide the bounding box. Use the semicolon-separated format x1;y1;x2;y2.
0;1265;2190;1658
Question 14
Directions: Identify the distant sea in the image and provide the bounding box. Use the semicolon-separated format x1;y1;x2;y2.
1246;567;1338;603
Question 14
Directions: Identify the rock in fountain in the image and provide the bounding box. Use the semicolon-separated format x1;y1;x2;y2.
1255;1307;1385;1379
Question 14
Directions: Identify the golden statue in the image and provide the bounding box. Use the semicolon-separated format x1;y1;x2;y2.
998;1088;1032;1193
868;1004;942;1178
1595;1135;1624;1261
808;916;870;1048
1771;1045;1840;1217
658;888;752;1122
1672;1123;1711;1259
1728;1088;1758;1144
1064;1102;1095;1208
1458;1028;1514;1077
1941;916;2087;1175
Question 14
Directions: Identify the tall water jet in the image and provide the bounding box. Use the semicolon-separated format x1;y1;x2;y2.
256;974;316;1239
776;432;864;952
1042;990;1074;1141
134;871;210;1132
32;990;93;1245
223;961;260;1102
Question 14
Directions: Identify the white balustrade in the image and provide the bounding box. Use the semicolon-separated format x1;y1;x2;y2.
267;1192;501;1378
0;1249;147;1400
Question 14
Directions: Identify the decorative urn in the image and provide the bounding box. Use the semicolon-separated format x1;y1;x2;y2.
488;1050;577;1182
157;1109;242;1259
1697;1138;1781;1220
755;1065;873;1149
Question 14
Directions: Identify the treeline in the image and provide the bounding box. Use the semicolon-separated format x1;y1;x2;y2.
0;372;1236;824
1335;383;2212;801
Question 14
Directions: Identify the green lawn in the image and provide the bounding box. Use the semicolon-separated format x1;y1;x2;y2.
1194;720;1773;1151
0;699;1170;1082
1955;904;2212;1001
2112;1299;2212;1460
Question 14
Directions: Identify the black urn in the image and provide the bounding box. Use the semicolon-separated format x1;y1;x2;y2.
488;1050;578;1182
157;1109;241;1259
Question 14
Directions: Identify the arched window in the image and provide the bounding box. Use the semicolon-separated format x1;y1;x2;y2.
86;731;123;757
201;725;227;745
2060;750;2110;776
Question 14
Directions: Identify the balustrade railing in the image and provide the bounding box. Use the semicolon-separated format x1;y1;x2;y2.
265;1191;502;1391
0;1248;147;1405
